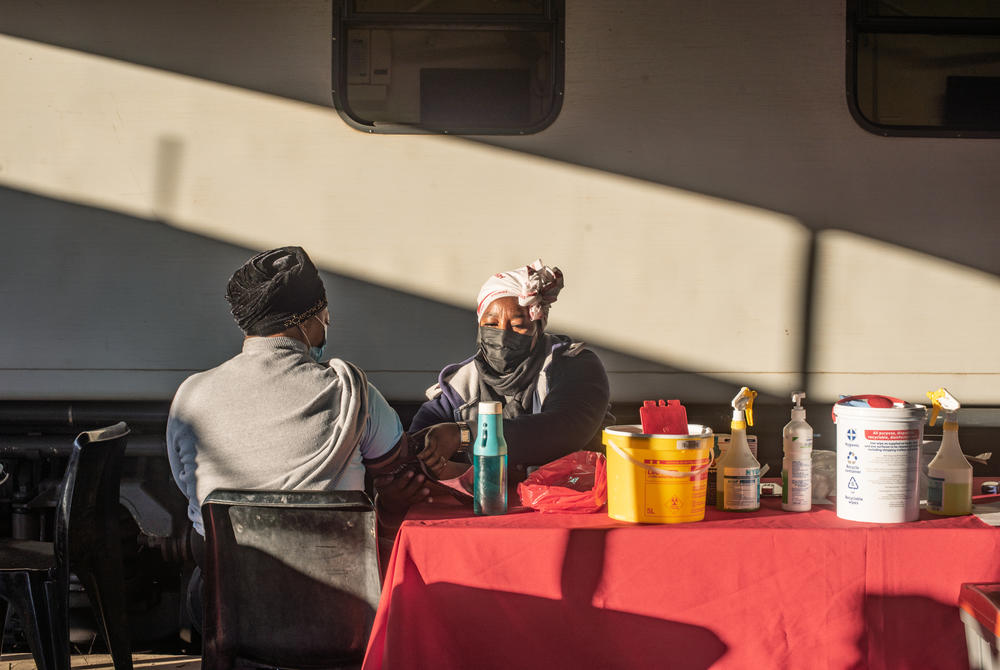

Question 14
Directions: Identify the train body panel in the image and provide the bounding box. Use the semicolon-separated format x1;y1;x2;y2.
1;0;997;405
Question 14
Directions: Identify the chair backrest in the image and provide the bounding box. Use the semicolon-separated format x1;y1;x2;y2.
54;421;130;576
201;489;381;669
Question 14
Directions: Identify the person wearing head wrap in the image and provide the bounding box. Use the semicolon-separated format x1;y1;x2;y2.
224;245;329;337
410;259;613;479
167;246;435;544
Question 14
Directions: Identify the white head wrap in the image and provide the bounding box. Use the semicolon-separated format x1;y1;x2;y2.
476;259;564;325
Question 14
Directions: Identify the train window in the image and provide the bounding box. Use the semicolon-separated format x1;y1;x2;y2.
848;0;1000;136
332;0;564;134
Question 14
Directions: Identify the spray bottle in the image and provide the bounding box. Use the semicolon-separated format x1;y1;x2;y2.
781;392;813;512
925;388;972;516
716;387;760;511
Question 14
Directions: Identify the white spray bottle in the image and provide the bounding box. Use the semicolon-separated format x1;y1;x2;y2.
716;386;760;511
781;392;813;512
925;388;972;516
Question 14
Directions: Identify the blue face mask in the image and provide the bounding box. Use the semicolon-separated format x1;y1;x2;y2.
299;315;328;362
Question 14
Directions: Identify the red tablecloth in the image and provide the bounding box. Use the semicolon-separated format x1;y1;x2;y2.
363;499;1000;670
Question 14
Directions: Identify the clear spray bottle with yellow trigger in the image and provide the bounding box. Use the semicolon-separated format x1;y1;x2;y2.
925;388;972;516
716;387;761;511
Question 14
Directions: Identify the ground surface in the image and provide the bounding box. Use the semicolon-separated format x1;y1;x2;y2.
0;653;201;670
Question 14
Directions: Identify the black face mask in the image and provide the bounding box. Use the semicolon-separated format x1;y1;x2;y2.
477;326;534;375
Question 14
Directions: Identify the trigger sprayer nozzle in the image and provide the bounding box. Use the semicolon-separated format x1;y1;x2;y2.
926;387;960;427
731;386;758;427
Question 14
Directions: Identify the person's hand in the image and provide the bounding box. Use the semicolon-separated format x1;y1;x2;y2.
374;470;432;515
414;423;462;479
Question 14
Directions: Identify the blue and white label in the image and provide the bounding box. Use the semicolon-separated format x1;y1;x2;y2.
836;417;921;523
786;459;812;507
927;476;944;510
723;466;760;510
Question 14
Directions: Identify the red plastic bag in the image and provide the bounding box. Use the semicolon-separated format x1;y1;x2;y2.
517;451;607;513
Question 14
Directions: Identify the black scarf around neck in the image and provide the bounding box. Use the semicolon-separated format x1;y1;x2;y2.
474;334;552;419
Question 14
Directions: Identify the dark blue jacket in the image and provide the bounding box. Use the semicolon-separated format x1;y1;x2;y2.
409;336;612;467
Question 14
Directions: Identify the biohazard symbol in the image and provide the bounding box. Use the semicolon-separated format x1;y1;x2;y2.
669;496;682;510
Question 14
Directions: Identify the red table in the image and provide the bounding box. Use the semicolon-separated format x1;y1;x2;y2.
363;498;1000;670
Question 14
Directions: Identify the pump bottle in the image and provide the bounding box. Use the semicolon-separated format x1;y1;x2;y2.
716;387;760;512
781;392;813;512
474;401;508;515
925;388;972;516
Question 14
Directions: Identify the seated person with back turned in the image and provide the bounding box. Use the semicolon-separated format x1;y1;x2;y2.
167;246;436;556
411;259;613;481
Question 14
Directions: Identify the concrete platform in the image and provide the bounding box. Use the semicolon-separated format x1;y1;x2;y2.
0;653;201;670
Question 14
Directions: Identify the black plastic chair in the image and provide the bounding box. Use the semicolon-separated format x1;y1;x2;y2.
201;490;381;670
0;422;133;670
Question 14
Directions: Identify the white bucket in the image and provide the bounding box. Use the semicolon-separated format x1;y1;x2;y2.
832;396;926;523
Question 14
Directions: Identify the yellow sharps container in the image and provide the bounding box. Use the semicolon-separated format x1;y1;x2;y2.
603;424;714;523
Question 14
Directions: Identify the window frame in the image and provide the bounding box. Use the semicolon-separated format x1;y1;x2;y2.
331;0;565;135
846;0;1000;138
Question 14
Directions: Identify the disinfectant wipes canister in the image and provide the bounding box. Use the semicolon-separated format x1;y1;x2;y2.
832;395;926;523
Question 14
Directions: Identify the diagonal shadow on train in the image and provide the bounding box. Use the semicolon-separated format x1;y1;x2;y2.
0;182;836;471
1;2;997;279
3;184;1000;465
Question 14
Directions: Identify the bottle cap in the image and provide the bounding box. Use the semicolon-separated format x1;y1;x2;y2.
479;401;503;415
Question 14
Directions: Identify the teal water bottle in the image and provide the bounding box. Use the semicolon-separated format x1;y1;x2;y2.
474;401;508;515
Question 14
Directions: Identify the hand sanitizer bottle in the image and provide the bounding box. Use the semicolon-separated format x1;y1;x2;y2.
781;392;813;512
474;401;508;515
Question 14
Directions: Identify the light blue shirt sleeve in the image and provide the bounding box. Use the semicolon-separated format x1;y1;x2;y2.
166;380;205;535
360;382;403;461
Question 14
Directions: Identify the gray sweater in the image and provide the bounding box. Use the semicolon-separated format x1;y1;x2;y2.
166;337;401;534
